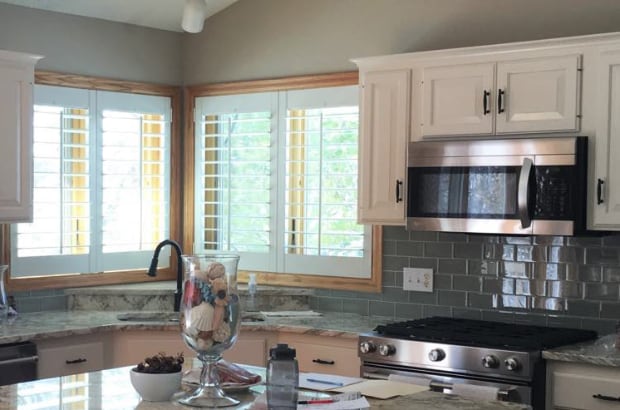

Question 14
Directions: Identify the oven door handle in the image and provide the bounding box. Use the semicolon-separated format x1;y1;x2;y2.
429;381;513;401
517;157;533;229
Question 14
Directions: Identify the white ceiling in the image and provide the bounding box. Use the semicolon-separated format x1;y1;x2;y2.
0;0;239;32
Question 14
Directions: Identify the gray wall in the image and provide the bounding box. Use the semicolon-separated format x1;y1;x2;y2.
0;3;183;84
310;229;620;335
184;0;620;84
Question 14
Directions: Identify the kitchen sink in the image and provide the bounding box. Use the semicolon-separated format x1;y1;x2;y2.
116;312;180;322
116;311;267;323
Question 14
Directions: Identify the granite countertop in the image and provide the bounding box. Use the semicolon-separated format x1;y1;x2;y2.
2;308;619;370
0;310;387;345
542;333;620;367
0;365;531;410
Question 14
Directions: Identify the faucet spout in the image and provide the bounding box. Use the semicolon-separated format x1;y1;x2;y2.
148;239;183;312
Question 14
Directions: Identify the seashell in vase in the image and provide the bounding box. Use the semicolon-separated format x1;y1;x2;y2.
188;301;215;332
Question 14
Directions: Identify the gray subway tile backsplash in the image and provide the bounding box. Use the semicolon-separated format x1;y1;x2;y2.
311;227;620;335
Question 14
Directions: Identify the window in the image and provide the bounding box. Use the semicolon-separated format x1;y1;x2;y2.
10;84;172;278
193;85;371;278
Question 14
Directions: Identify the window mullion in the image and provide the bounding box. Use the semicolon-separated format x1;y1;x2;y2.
318;111;324;256
59;110;66;256
90;90;101;272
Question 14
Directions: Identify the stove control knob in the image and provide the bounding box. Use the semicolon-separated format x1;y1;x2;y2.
378;344;395;356
359;341;376;354
482;355;499;369
428;348;446;362
504;357;521;372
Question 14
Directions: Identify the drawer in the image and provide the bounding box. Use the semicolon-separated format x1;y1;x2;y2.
38;341;104;378
294;342;360;377
552;364;620;410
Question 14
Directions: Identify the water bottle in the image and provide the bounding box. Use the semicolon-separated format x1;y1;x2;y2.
266;344;299;409
247;273;257;311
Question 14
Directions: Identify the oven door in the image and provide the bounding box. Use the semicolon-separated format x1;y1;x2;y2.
362;363;532;405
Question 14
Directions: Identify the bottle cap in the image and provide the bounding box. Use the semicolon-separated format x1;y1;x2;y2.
270;343;296;360
249;273;256;285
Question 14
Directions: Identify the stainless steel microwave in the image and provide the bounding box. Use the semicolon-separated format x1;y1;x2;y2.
406;137;588;235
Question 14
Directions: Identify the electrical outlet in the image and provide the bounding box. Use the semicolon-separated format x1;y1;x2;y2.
403;268;433;292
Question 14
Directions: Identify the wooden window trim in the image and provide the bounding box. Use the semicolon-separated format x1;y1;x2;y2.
184;71;382;293
1;71;183;292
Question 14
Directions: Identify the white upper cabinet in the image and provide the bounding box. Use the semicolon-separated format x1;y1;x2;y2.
0;50;41;222
422;63;494;136
421;55;581;137
592;49;620;228
357;68;410;225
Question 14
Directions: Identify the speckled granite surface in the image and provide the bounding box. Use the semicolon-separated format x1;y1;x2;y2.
0;365;531;410
542;333;620;367
66;281;312;312
2;308;618;370
0;310;386;345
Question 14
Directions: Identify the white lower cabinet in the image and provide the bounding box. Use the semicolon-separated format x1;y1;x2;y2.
547;361;620;410
111;330;194;368
223;331;278;367
37;334;112;378
278;333;360;377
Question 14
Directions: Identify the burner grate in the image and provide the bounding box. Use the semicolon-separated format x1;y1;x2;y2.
374;317;597;350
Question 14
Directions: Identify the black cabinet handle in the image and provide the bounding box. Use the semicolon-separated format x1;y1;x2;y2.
312;359;335;365
483;90;490;115
65;358;87;365
498;89;505;114
593;393;620;402
396;180;403;203
597;178;605;205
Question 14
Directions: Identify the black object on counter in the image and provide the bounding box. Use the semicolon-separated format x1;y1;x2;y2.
147;239;183;312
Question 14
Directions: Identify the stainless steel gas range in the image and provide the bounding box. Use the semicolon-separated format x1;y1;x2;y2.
358;317;597;410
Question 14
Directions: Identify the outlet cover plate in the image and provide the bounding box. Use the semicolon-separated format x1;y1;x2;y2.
403;267;434;292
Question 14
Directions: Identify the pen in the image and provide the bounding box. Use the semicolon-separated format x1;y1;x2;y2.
298;399;335;404
306;378;344;386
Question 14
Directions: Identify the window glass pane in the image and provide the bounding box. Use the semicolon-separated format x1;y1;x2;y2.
16;105;90;257
197;112;272;253
285;106;363;257
101;111;169;253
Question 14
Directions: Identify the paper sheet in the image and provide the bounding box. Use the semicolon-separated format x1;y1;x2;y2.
297;397;370;410
299;373;364;391
330;379;429;399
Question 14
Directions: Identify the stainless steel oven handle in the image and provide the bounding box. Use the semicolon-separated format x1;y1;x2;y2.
517;157;533;229
0;355;39;366
429;381;512;401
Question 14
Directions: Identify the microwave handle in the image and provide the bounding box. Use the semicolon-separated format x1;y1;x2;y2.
518;158;533;229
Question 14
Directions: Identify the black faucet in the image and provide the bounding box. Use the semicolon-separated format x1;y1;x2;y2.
147;239;183;312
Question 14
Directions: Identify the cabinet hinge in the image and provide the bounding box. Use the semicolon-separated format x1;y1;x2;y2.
576;114;582;118
577;68;583;72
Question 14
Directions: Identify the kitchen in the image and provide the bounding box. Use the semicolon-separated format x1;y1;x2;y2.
1;0;620;409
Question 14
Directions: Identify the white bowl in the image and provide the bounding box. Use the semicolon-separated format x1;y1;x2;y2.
130;368;182;402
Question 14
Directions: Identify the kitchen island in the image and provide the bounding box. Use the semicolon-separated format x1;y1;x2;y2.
0;364;531;410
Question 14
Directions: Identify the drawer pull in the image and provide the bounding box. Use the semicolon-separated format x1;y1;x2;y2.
312;359;335;365
65;358;88;365
593;393;620;402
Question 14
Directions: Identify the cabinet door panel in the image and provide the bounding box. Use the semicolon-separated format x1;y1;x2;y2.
38;341;105;378
551;362;620;410
496;56;580;133
422;63;494;136
0;68;33;222
593;51;620;228
358;69;409;225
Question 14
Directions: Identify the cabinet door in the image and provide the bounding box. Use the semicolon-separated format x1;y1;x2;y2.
0;57;35;222
496;55;581;133
549;361;620;410
421;63;494;136
37;334;111;378
278;333;360;377
111;330;194;368
592;51;620;228
358;69;409;225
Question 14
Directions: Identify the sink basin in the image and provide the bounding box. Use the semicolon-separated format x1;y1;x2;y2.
116;311;266;323
116;312;180;322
